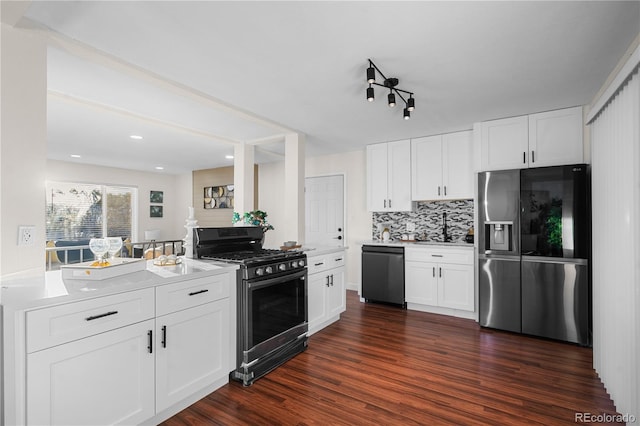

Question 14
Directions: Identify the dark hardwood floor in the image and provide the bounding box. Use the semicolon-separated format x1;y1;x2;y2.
162;291;618;425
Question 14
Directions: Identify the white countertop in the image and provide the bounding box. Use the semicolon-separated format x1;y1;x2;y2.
302;245;346;257
362;240;475;249
0;257;238;310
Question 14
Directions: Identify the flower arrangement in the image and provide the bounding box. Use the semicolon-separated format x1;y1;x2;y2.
232;210;274;233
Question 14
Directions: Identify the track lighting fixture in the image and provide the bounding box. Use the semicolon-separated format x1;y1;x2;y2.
365;59;415;120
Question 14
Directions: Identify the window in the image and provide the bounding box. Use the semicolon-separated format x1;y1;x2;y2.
46;181;137;241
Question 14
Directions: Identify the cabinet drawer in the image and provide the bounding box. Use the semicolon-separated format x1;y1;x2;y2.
307;256;328;275
156;274;230;316
26;288;155;353
405;247;473;265
308;251;345;275
328;253;345;269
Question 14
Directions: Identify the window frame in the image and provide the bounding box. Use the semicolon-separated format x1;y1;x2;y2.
45;180;138;242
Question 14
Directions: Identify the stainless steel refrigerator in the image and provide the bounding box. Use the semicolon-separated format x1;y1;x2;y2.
478;165;591;346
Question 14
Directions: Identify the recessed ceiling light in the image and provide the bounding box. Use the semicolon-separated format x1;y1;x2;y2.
70;154;82;158
155;166;164;170
225;155;234;159
130;135;143;140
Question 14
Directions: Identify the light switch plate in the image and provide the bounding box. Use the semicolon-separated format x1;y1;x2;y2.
18;226;36;245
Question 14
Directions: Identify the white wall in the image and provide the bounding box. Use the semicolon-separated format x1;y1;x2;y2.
258;149;370;291
0;24;47;277
47;160;191;242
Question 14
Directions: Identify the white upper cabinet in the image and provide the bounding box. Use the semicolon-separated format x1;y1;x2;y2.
480;115;529;171
412;130;473;201
366;140;413;211
528;106;584;167
480;106;584;171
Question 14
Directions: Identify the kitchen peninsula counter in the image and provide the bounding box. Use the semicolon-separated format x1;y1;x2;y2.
1;257;239;426
0;257;237;310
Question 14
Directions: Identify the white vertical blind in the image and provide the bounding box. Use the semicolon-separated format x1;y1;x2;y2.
590;65;639;419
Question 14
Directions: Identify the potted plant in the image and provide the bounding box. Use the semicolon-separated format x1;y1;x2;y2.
232;210;274;234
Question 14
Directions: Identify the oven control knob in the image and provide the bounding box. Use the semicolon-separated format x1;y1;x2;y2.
291;261;298;268
279;263;286;271
265;266;273;274
256;268;265;276
298;259;305;267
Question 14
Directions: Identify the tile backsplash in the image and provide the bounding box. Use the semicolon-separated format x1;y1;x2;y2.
372;200;474;243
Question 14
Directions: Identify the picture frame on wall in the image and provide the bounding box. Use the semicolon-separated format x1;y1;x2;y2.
150;205;163;218
150;190;164;204
204;185;234;209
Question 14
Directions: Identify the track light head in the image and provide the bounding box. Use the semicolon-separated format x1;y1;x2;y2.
367;86;375;102
407;96;415;112
388;92;396;107
403;108;411;120
367;66;376;84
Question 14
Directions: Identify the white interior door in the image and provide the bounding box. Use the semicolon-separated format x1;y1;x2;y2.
305;175;344;247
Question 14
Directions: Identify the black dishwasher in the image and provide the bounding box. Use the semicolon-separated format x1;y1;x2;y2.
361;245;405;307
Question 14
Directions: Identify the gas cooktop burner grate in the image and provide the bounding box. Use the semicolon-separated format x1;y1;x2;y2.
200;249;297;264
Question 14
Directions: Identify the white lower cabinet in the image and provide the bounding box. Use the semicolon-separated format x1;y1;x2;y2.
405;260;438;306
437;263;474;311
23;272;233;426
155;299;229;412
405;246;474;317
27;319;156;426
307;251;346;335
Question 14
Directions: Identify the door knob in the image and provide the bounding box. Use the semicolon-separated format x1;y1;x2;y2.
333;236;343;240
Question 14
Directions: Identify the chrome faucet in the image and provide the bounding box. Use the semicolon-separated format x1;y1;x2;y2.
443;212;451;242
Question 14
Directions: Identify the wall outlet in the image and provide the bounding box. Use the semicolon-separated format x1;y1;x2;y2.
406;222;416;232
18;226;36;246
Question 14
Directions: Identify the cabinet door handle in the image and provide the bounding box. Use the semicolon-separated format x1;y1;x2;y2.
335;258;343;262
388;199;392;208
432;267;435;277
439;268;442;278
330;274;334;286
188;289;209;296
161;325;167;348
384;199;387;208
437;186;441;196
315;262;324;266
85;310;118;321
431;254;443;257
326;276;330;287
531;150;535;163
444;186;447;196
147;330;153;354
523;151;526;164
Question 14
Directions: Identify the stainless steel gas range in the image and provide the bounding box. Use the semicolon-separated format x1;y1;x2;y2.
194;226;308;386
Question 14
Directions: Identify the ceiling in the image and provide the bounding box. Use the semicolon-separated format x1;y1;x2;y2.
9;1;640;174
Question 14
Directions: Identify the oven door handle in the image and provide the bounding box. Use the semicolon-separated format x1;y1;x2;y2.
247;269;307;290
